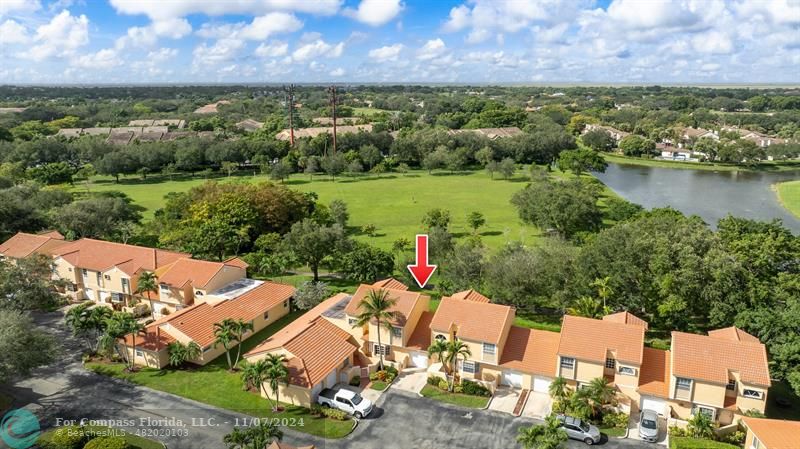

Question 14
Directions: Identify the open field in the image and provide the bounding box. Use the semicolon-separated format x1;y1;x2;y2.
776;180;800;218
603;153;800;172
71;169;548;251
86;310;354;439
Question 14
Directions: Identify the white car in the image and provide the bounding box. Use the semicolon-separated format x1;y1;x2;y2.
317;388;374;419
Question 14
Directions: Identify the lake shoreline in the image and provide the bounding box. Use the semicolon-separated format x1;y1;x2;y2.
775;180;800;219
602;154;800;173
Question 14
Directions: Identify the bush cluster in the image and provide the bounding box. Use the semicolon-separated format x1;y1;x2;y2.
369;366;399;383
600;411;628;429
460;379;491;397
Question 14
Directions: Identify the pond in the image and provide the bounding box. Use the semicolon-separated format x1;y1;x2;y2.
593;162;800;233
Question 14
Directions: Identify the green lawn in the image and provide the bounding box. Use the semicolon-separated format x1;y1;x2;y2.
86;310;354;439
603;153;800;172
776;180;800;219
369;381;388;391
514;313;562;332
38;426;164;449
599;426;626;438
351;106;393;117
71;169;546;251
669;437;739;449
766;379;800;421
420;385;490;409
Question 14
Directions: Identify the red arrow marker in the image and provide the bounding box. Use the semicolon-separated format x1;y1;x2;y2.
407;234;437;288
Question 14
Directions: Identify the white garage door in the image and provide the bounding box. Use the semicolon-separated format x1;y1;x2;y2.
502;370;523;388
325;369;338;388
84;288;95;301
99;291;111;303
641;396;667;416
533;377;552;393
411;352;429;368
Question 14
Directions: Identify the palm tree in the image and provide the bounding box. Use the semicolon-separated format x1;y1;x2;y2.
568;388;594;420
263;354;289;412
231;319;254;369
99;312;142;371
352;288;399;370
167;341;202;367
548;376;570;403
222;427;248;449
240;360;267;392
517;415;568;449
444;339;471;391
223;419;284;449
87;306;113;351
566;296;608;319
135;271;158;314
586;377;617;416
66;303;94;351
214;318;240;371
427;339;449;373
590;276;614;310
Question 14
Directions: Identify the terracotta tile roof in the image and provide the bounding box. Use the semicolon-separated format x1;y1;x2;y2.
344;284;426;326
499;326;560;376
558;315;645;365
267;442;314;449
223;257;249;269
123;281;294;349
430;296;514;345
406;311;434;350
449;289;491;303
707;326;760;344
638;348;670;398
122;326;176;351
247;293;351;355
283;318;356;387
53;238;188;275
671;331;770;387
0;232;67;259
603;311;649;330
155;257;246;288
742;417;800;449
371;278;408;291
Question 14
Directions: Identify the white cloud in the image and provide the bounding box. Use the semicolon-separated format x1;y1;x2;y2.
700;62;721;72
25;10;89;61
197;12;302;40
116;18;191;50
255;41;289;58
72;48;122;69
0;19;28;44
344;0;403;26
606;0;701;30
147;47;178;62
330;67;345;76
292;38;344;62
692;30;733;54
193;38;245;65
109;0;341;20
416;38;446;61
734;0;800;26
150;18;192;39
368;43;403;62
0;0;40;17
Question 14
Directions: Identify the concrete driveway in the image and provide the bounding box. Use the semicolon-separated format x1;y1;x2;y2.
488;387;520;414
522;391;553;418
392;369;428;394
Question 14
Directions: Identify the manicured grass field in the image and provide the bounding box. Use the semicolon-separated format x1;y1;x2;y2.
669;437;739;449
603;153;800;172
420;385;490;409
72;169;545;251
86;310;354;439
776;180;800;219
38;425;164;449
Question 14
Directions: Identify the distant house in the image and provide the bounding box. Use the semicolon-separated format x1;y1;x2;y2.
0;231;67;264
274;124;373;141
583;124;629;143
312;117;359;125
722;126;786;148
446;127;524;140
658;143;695;161
194;100;231;114
235;119;264;132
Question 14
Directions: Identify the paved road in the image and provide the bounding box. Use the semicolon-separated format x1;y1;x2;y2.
2;310;654;449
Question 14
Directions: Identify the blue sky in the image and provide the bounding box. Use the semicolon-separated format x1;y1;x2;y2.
0;0;798;84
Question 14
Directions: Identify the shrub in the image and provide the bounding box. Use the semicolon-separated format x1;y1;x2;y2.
601;411;629;429
719;430;745;446
309;404;324;417
386;365;398;377
322;408;347;421
454;385;464;394
427;375;440;386
349;375;361;386
669;425;688;437
438;379;449;391
83;436;130;449
461;379;491;397
43;426;89;449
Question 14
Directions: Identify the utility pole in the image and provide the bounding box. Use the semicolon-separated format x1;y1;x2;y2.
284;84;295;146
328;85;338;155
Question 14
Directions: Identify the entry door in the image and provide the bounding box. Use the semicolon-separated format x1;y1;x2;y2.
411;352;429;368
502;370;523;388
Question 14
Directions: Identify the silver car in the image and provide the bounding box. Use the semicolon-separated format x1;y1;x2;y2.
639;409;660;442
556;414;602;445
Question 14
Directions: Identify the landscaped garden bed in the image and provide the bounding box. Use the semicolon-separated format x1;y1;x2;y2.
368;366;398;391
420;376;492;409
38;425;164;449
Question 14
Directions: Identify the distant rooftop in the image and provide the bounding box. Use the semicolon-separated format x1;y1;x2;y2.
321;295;352;320
210;278;264;299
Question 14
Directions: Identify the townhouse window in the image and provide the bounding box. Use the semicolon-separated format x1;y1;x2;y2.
195;291;204;296
82;269;88;277
373;344;390;356
96;273;102;285
284;300;288;308
135;349;143;357
111;293;123;303
104;274;111;280
618;366;636;376
742;389;763;399
391;326;402;339
676;377;692;391
68;267;72;272
263;311;269;320
461;360;478;374
605;358;616;369
482;343;496;356
121;278;130;293
726;379;736;391
435;334;446;342
692;405;715;420
160;284;170;292
751;436;761;449
560;357;575;370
